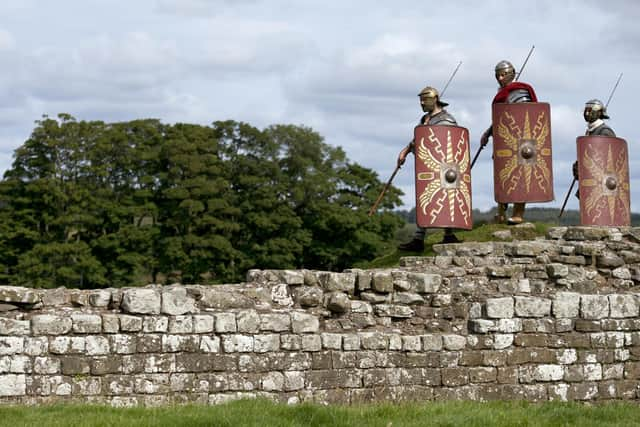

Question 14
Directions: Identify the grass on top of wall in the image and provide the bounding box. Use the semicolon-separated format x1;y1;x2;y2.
359;222;552;269
0;399;638;427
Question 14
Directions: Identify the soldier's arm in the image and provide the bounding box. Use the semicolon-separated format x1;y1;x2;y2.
480;126;493;147
397;141;414;167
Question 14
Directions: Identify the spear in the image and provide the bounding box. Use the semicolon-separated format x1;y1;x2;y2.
558;73;623;218
471;45;535;170
368;62;462;216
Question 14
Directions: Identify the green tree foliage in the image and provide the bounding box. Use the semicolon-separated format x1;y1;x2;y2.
0;115;404;288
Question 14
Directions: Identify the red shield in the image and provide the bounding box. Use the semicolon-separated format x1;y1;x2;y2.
492;102;554;203
414;125;472;229
577;136;630;226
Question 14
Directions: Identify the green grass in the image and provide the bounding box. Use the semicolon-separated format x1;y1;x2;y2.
359;222;552;270
1;399;639;427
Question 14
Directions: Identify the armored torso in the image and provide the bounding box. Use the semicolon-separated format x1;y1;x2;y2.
420;109;457;126
586;121;616;137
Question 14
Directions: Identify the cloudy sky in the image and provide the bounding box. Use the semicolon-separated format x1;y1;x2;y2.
0;0;638;212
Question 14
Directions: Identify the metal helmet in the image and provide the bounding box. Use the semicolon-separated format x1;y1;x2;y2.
584;99;610;122
495;60;516;87
417;86;448;113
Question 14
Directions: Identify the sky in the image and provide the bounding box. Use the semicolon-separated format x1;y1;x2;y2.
0;0;638;212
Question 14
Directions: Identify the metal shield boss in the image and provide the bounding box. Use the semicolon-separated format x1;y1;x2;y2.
414;125;472;229
576;136;630;226
492;103;554;203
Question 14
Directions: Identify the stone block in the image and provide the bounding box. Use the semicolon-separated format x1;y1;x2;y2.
31;315;72;335
213;313;237;333
486;297;514;319
71;314;102;334
408;273;442;293
0;374;25;396
0;318;30;336
142;316;168;333
0;287;39;305
259;313;290;332
514;297;551;318
371;272;393;293
553;292;581;318
581;295;610;319
0;337;23;355
121;288;161;314
318;272;356;294
161;286;196;315
609;294;639;318
169;315;193;334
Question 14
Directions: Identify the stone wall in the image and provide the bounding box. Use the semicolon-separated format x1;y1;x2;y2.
2;226;640;406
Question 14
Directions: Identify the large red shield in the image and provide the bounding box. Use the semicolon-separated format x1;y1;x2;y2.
414;125;472;229
576;136;630;226
492;103;554;203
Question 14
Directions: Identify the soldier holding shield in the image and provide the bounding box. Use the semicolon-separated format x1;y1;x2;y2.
573;99;616;183
572;99;630;226
397;86;466;251
480;60;553;225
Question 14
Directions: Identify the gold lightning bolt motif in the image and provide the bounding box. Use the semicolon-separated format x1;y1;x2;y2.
416;128;471;226
496;110;551;195
581;143;630;224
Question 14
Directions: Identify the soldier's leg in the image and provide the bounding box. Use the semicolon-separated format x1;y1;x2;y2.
441;228;461;244
494;203;508;224
398;226;425;251
508;203;525;225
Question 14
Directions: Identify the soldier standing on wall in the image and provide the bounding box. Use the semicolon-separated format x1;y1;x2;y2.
480;60;538;225
398;86;461;251
572;99;616;190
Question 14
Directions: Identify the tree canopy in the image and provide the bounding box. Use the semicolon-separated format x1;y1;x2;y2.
0;115;404;288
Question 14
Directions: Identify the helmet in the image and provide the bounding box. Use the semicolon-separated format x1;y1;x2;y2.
495;60;516;87
417;86;448;113
584;99;609;122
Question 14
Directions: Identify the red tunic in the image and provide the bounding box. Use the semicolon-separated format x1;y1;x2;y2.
492;82;538;104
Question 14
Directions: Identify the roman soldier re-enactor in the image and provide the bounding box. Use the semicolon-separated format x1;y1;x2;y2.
573;99;616;186
397;86;461;251
480;60;538;225
573;98;630;226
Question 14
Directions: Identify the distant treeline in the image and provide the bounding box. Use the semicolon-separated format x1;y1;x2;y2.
396;207;640;226
0;115;404;288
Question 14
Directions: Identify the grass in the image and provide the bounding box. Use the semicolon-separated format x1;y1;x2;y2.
359;222;553;270
1;399;639;427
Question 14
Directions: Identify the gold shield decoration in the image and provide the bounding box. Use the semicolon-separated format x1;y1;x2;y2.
414;125;472;229
492;103;554;203
577;136;630;226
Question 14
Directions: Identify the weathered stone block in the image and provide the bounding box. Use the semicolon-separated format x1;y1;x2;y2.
253;334;280;353
213;313;237;333
371;272;393;293
325;292;351;313
169;315;193;334
222;335;254;353
119;315;143;332
318;272;356;294
581;295;610;319
0;337;24;355
514;297;551;318
85;335;110;355
408;273;441;293
374;304;413;318
292;286;323;307
31;315;72;335
609;294;639;318
0;318;30;336
142;316;168;333
0;287;39;305
260;313;290;332
161;286;196;315
121;288;161;314
486;297;514;319
0;374;26;396
553;292;581;318
71;314;102;334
